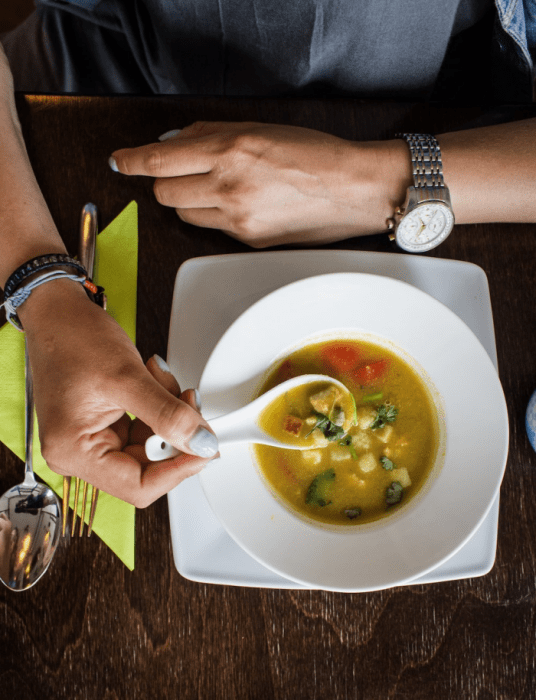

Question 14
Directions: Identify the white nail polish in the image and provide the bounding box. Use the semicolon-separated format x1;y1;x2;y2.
188;427;219;458
108;156;119;172
158;128;182;141
194;389;202;411
153;354;172;374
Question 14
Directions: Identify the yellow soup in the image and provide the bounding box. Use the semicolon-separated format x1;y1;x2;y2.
253;338;439;526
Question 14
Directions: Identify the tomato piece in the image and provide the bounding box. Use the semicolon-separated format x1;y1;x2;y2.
352;359;388;385
320;343;361;372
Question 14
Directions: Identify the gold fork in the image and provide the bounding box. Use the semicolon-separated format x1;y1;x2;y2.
62;204;102;537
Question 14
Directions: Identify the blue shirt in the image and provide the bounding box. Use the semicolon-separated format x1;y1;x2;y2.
35;0;535;100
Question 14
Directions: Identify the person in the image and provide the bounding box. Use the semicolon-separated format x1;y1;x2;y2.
4;0;536;246
1;0;535;506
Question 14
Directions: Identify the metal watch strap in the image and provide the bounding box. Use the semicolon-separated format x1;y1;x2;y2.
398;133;445;189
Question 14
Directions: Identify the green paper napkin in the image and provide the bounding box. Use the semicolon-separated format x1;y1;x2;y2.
0;201;138;570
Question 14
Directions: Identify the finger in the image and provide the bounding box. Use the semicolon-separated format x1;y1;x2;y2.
129;387;201;447
176;207;226;231
180;388;202;413
124;437;213;475
176;206;263;246
124;443;168;462
146;354;181;396
110;138;214;178
177;121;260;139
129;355;182;446
154;173;221;209
114;367;218;459
78;444;210;508
110;414;131;448
129;419;153;446
158;128;182;142
140;452;211;504
176;207;300;248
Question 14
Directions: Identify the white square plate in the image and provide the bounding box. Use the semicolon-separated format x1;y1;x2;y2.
167;251;500;588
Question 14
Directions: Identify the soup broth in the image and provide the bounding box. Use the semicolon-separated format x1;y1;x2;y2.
253;338;439;526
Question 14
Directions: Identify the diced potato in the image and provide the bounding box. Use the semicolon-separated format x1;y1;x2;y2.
351;430;373;451
355;407;377;430
349;474;366;488
308;431;329;448
331;406;345;427
309;386;342;415
375;424;394;444
283;415;303;436
304;416;317;426
301;449;323;465
329;446;353;463
358;453;377;473
391;467;411;488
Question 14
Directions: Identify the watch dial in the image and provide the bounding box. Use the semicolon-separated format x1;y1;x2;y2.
397;203;454;252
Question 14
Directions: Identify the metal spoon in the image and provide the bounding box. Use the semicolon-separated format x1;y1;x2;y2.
0;341;61;591
145;374;355;461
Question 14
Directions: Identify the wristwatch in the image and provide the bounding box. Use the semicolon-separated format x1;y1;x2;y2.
388;133;455;253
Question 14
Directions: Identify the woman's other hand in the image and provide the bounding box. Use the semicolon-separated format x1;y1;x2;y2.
110;121;411;248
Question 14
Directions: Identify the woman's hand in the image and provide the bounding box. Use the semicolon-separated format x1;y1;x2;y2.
110;121;411;248
18;280;218;508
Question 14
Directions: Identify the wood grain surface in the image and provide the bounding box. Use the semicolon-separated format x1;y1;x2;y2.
1;95;536;700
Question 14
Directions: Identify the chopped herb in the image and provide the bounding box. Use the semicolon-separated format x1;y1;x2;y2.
305;411;346;442
370;404;398;430
305;468;336;507
380;456;396;471
363;391;383;403
348;391;358;426
386;481;403;505
338;435;358;460
344;506;362;519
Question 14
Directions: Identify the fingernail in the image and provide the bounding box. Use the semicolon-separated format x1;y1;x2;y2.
158;128;182;141
108;156;119;172
194;389;202;412
188;427;219;458
153;354;172;374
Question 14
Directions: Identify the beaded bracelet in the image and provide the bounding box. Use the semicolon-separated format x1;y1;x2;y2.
1;254;103;331
4;254;87;298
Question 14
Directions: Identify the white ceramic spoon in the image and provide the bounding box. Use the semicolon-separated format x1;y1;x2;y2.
145;374;354;461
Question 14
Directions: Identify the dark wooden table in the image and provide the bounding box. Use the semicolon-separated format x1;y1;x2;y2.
1;95;536;700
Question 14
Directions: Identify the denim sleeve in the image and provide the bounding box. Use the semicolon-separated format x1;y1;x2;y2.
41;0;104;8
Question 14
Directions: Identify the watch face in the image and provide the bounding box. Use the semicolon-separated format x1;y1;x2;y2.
396;202;454;252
